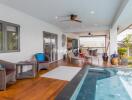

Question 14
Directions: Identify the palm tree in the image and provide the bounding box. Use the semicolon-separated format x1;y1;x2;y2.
123;34;132;56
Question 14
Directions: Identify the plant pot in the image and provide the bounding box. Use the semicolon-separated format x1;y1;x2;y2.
121;58;128;65
111;58;118;65
102;53;108;62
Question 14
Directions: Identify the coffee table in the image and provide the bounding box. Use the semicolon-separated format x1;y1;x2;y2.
16;61;37;79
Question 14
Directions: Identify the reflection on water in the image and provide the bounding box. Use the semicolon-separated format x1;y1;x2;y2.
76;68;132;100
117;70;132;76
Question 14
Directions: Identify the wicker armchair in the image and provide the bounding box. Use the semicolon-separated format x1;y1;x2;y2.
34;53;50;72
0;60;16;90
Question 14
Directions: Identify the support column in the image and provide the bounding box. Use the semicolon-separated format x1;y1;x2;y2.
110;27;118;55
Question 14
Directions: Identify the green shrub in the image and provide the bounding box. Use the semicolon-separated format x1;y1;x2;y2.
118;48;127;56
128;56;132;60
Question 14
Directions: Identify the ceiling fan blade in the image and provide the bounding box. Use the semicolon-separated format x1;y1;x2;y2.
74;20;82;23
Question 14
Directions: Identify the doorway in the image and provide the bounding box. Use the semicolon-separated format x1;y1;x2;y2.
43;32;58;62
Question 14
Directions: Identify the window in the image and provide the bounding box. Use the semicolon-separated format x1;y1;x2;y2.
0;20;20;53
79;36;105;48
79;36;106;54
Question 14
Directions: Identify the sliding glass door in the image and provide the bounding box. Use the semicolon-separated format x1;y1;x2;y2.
43;32;58;62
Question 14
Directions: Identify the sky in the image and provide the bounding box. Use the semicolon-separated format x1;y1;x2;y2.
117;29;132;41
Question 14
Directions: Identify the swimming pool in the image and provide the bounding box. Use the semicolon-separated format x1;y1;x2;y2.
56;66;132;100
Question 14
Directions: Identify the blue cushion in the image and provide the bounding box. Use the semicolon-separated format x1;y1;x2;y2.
35;53;45;62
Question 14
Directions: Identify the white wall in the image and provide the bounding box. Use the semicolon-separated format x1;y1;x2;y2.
0;3;66;63
66;33;79;39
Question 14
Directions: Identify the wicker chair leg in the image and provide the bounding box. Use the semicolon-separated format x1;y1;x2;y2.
0;71;6;91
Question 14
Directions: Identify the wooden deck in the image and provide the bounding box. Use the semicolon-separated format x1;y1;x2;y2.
0;58;123;100
0;60;83;100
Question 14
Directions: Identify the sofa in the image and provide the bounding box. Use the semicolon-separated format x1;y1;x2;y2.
0;60;16;90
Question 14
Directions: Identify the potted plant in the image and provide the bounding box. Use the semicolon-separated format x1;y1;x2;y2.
123;34;132;56
102;50;108;62
102;44;109;63
118;48;128;65
110;52;118;65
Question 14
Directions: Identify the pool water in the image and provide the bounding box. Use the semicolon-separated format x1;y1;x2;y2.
95;76;131;100
72;67;132;100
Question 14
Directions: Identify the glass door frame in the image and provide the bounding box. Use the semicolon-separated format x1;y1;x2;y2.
43;31;58;62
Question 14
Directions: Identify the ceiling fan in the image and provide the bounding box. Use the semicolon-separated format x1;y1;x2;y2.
88;32;93;36
61;14;82;23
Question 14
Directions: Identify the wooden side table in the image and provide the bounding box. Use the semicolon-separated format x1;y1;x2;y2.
16;61;37;79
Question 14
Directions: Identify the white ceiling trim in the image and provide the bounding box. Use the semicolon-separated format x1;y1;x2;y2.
64;25;110;33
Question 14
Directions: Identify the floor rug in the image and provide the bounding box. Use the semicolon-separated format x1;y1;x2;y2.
41;66;81;81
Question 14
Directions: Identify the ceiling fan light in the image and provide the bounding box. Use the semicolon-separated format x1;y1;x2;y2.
55;16;58;19
90;11;95;14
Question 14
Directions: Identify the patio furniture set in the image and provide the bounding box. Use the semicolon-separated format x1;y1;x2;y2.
67;49;99;66
0;53;49;91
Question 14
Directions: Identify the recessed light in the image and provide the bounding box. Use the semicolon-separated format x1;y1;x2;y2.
55;16;58;19
90;11;95;14
94;24;98;26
